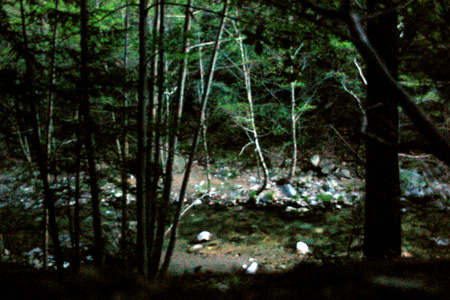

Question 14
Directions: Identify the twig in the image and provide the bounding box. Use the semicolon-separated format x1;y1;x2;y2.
398;153;432;159
164;193;212;237
239;141;255;155
353;58;367;85
329;124;362;162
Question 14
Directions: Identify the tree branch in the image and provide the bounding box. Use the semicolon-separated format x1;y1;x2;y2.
347;12;450;167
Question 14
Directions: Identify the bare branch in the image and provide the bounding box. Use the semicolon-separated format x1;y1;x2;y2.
353;58;367;85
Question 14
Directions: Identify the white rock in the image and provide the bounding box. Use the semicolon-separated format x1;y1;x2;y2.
188;244;203;253
280;184;297;198
311;155;320;167
217;283;229;292
286;206;309;214
327;179;339;188
246;262;258;274
249;185;259;191
248;176;258;183
286;206;296;212
196;231;211;242
296;242;310;255
432;237;450;246
192;199;202;206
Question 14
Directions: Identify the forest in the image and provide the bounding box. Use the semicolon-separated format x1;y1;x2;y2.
2;0;450;297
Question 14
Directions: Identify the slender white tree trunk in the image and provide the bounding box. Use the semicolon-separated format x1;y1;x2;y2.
236;27;269;195
290;80;297;178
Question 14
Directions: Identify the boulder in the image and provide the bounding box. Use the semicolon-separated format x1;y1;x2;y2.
296;242;310;255
196;231;212;242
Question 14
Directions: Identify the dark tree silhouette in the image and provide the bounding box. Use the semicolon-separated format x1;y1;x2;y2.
363;0;401;258
80;0;104;265
18;0;64;272
136;0;149;275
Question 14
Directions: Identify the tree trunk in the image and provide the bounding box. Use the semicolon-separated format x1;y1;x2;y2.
159;0;194;276
149;0;168;277
42;203;48;270
43;0;59;271
160;0;229;277
19;0;64;272
198;45;212;190
0;234;3;262
136;0;149;275
72;123;82;273
289;80;298;179
45;0;59;158
80;0;104;265
236;25;269;196
145;1;160;273
363;1;401;258
120;0;130;265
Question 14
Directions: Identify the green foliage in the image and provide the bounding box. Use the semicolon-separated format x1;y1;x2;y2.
248;190;258;200
317;191;333;203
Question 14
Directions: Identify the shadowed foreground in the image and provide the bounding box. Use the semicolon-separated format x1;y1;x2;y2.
1;259;450;300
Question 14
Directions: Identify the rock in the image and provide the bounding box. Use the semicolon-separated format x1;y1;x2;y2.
257;192;273;205
245;262;258;274
296;242;310;255
338;168;352;179
279;184;297;198
405;188;425;199
249;185;259;191
196;231;212;242
432;237;450;246
188;244;203;253
327;179;339;188
192;199;202;206
216;283;229;292
298;174;313;184
311;155;320;167
285;206;295;212
322;182;332;192
320;160;336;175
309;199;320;206
248;176;259;183
286;206;309;214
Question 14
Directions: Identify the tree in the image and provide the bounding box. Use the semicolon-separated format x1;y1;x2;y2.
256;0;450;258
17;0;64;273
80;0;104;265
160;0;229;276
159;0;194;276
119;0;131;266
136;0;149;275
234;22;269;195
363;0;401;258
